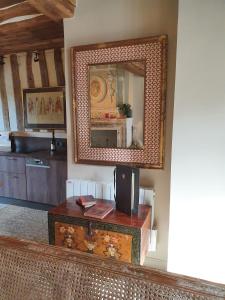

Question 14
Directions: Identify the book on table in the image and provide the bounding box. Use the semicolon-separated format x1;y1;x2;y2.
76;195;96;208
84;203;114;219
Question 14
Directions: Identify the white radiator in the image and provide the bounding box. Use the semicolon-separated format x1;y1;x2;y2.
67;179;115;201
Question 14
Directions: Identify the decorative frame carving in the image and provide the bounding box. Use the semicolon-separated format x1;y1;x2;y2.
71;35;167;168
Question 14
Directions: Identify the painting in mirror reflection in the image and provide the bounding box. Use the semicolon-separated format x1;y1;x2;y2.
89;61;145;149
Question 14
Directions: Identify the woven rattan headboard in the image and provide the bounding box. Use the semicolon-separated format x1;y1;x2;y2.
0;236;224;299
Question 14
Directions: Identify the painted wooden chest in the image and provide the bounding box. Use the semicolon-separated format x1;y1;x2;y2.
48;198;151;264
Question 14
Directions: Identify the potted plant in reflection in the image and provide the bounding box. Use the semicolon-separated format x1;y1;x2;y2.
117;103;132;118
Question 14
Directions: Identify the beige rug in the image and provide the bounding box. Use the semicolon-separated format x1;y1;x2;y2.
0;205;48;243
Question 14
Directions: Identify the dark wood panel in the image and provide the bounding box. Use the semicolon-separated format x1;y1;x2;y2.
26;165;50;204
0;2;38;24
0;172;27;200
54;48;65;86
26;52;35;88
39;50;49;87
10;54;23;130
28;0;75;21
26;160;66;205
0;0;24;9
0;16;64;56
48;160;67;205
0;156;25;173
0;65;10;130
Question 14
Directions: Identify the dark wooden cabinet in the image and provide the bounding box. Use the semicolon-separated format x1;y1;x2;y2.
48;160;67;205
26;159;67;205
26;164;50;204
0;155;27;200
0;153;67;205
0;156;25;173
0;172;27;200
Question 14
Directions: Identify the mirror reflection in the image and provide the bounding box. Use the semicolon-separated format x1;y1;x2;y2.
89;61;145;149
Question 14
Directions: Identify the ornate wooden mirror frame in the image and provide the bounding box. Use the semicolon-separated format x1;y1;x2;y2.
71;35;167;168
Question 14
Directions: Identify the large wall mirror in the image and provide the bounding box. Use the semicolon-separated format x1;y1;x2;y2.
71;35;167;168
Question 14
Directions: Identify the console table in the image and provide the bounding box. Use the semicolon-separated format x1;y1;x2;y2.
48;198;151;264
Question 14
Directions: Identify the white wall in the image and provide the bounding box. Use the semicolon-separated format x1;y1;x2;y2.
64;0;178;269
168;0;225;284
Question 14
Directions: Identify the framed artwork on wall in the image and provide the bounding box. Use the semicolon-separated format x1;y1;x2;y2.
23;87;66;129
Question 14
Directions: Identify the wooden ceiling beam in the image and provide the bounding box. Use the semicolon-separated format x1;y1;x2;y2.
0;0;24;9
0;15;64;55
0;39;64;56
0;2;38;24
27;0;75;21
121;62;145;77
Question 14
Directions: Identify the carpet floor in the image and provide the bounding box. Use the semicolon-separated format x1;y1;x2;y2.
0;205;48;243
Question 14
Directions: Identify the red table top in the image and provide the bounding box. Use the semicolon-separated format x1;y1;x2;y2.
49;197;151;229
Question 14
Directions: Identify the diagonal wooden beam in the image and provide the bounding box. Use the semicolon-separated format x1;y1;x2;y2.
27;0;75;21
0;0;24;9
0;2;38;24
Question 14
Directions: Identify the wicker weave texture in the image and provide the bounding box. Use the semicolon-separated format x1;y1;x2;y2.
0;238;224;300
